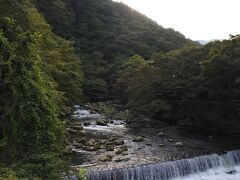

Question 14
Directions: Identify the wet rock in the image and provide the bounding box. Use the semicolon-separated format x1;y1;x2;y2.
78;138;87;144
158;132;166;137
174;142;184;147
78;131;86;136
133;136;144;142
100;145;105;149
75;143;85;149
115;157;130;162
104;119;110;124
99;154;113;162
168;139;174;142
106;146;115;151
226;170;237;174
83;122;91;126
109;137;118;141
100;140;106;144
159;144;165;147
85;146;99;151
113;140;124;146
106;137;121;146
115;145;128;155
72;149;78;153
120;145;128;152
67;128;77;134
70;121;82;127
85;139;96;146
96;120;108;126
72;125;84;131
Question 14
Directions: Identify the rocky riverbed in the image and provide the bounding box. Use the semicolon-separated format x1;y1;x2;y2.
65;102;240;174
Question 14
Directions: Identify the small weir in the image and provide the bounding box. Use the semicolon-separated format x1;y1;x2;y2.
87;150;240;180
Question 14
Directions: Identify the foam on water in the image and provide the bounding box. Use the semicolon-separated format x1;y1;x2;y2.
87;150;240;180
72;108;102;119
174;165;240;180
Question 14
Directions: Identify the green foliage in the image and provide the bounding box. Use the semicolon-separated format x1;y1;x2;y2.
0;165;17;180
0;138;7;148
0;1;79;178
12;153;67;180
22;0;83;105
0;15;64;155
32;0;194;97
78;168;87;180
115;39;240;136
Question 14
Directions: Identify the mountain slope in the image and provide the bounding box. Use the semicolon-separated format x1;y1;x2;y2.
32;0;195;97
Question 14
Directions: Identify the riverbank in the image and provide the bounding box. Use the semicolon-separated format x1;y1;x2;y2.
65;102;240;174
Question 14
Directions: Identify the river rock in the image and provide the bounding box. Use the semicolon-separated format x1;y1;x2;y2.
78;138;87;144
158;132;166;137
67;128;77;134
83;122;91;126
168;139;174;142
106;146;115;151
85;139;96;146
159;144;165;147
133;136;144;142
113;140;124;146
99;154;113;162
72;125;83;131
226;170;237;174
100;140;106;144
75;143;85;149
85;146;99;151
96;120;108;126
115;157;130;162
115;145;128;155
69;121;82;127
174;142;184;147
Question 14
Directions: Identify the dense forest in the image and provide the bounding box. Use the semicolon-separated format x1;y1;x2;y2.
32;0;194;97
0;0;239;179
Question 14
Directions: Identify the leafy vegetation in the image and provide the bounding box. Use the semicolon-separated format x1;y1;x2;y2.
114;38;240;136
32;0;194;97
0;0;82;179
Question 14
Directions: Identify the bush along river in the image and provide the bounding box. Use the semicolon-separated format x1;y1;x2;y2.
65;102;240;180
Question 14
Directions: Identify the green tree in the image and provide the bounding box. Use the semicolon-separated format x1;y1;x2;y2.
0;14;64;180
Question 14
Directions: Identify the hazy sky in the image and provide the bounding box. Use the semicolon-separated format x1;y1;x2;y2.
113;0;240;40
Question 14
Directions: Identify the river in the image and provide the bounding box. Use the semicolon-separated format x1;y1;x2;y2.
66;102;240;180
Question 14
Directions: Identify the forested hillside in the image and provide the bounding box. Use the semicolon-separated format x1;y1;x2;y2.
32;0;194;97
114;37;240;137
0;0;82;179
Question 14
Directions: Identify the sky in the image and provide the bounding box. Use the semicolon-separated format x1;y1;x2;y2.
113;0;240;40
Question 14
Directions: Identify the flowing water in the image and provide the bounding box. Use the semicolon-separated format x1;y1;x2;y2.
68;104;240;180
87;150;240;180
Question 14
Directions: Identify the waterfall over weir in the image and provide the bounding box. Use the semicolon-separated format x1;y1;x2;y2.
87;150;240;180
